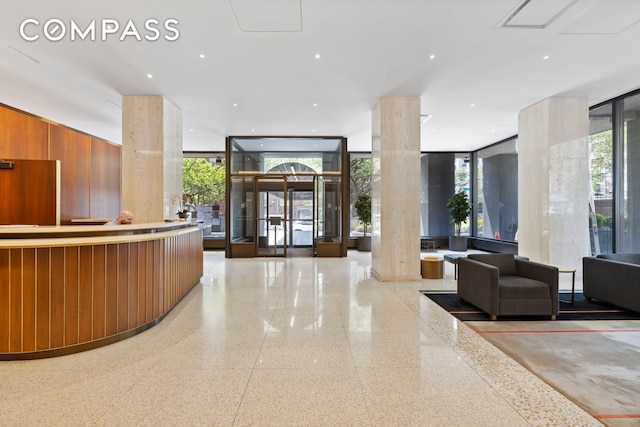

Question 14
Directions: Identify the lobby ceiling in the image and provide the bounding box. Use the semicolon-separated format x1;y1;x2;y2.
1;0;640;152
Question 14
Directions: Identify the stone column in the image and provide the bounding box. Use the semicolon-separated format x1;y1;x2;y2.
518;97;590;270
122;96;183;223
371;97;421;281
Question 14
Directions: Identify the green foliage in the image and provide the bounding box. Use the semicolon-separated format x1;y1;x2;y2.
182;158;226;207
354;195;372;236
595;213;612;229
447;191;472;236
589;131;613;195
350;157;372;203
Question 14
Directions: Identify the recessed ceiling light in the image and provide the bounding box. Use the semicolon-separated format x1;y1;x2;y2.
313;103;318;107
233;103;238;107
429;54;435;60
147;74;153;79
252;129;256;132
190;129;194;132
314;53;321;59
199;54;205;59
543;55;550;60
470;103;475;107
312;129;316;133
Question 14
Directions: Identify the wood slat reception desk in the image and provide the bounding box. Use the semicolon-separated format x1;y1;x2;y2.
0;222;203;359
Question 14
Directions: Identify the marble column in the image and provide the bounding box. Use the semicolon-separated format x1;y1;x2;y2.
122;96;183;223
518;97;590;270
371;97;422;281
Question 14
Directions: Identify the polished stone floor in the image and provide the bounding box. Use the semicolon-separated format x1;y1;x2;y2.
0;250;604;426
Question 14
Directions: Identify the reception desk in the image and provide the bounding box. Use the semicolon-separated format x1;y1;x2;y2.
0;222;203;360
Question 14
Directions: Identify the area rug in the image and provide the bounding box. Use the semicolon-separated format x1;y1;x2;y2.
420;291;640;321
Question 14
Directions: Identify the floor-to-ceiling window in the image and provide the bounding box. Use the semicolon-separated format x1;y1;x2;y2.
588;89;640;254
182;152;226;247
588;104;613;254
418;152;470;239
620;92;640;252
349;153;372;238
473;138;518;242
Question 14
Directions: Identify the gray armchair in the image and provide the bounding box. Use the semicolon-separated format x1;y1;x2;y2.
457;253;558;320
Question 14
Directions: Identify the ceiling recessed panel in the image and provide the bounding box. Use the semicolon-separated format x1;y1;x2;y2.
229;0;302;32
502;0;577;28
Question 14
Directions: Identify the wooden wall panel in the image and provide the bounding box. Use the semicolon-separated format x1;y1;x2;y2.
22;248;37;352
0;250;10;352
92;245;106;340
0;159;60;226
36;248;50;350
91;138;121;219
50;126;91;223
64;247;79;346
0;105;48;160
79;246;93;343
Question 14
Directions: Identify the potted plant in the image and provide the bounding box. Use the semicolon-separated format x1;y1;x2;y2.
447;191;472;251
355;195;372;251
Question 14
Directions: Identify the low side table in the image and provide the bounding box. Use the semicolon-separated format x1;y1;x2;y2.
421;257;444;279
558;267;576;304
443;253;466;279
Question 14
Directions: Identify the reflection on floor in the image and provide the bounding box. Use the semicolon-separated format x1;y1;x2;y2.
0;250;604;426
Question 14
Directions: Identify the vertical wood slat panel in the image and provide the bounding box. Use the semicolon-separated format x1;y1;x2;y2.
128;243;139;328
0;250;10;352
9;249;22;352
92;245;106;340
22;249;37;352
145;241;154;323
79;246;93;343
50;247;65;349
153;240;161;319
117;244;129;333
137;241;147;326
64;247;79;346
105;245;118;337
2;227;203;356
36;248;50;350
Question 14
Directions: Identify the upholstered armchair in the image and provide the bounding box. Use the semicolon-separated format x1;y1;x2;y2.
457;253;559;320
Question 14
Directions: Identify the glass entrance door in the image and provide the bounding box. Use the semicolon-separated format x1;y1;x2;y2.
288;183;314;248
255;176;287;257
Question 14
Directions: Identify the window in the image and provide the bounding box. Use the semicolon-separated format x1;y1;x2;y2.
182;153;226;240
588;103;613;253
474;138;518;242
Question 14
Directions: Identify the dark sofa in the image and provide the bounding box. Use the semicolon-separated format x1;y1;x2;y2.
582;253;640;313
458;253;558;320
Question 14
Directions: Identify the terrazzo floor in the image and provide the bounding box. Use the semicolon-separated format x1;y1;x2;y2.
0;250;602;426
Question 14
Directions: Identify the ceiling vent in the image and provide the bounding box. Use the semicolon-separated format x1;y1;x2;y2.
499;0;579;29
